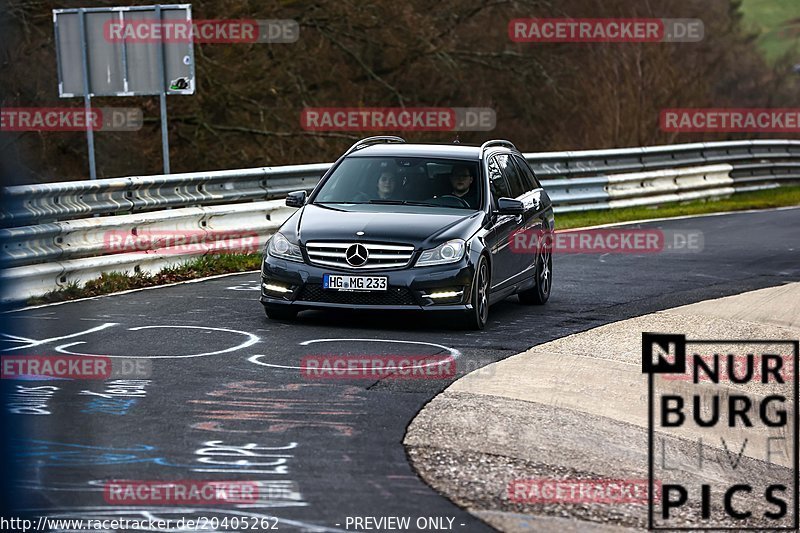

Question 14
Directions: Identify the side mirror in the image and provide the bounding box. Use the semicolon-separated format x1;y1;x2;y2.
285;190;307;208
497;197;524;215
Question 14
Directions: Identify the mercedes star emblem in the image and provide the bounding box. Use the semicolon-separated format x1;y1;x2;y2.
345;243;369;267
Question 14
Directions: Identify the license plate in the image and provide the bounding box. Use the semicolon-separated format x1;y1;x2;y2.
323;274;387;291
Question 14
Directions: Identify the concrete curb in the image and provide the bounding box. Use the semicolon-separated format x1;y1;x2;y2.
404;283;799;531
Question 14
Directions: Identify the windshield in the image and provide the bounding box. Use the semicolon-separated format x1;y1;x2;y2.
313;157;482;210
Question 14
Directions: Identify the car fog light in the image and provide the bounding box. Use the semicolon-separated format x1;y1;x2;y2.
263;282;292;294
428;289;464;299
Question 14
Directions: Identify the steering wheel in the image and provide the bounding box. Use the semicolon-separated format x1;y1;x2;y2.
437;194;471;208
352;191;371;203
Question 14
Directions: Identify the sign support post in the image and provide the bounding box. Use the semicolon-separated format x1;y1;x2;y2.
155;5;170;175
78;8;98;180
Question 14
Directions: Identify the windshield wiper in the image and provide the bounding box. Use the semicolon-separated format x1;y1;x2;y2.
368;200;442;207
315;201;369;205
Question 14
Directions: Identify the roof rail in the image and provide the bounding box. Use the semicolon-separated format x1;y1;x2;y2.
344;136;406;157
479;139;517;159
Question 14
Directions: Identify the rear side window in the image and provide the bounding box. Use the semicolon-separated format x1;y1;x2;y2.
496;154;527;198
512;154;541;190
488;156;512;201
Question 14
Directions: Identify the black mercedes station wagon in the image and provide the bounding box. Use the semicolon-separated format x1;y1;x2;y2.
260;136;554;329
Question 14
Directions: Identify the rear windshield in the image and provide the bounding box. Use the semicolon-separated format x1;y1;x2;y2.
313;157;482;210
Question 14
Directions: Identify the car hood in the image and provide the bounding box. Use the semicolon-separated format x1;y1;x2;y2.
288;204;484;248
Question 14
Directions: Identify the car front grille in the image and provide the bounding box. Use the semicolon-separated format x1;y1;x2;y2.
297;285;418;306
305;242;415;270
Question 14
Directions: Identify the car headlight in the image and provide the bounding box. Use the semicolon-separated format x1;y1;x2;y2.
267;232;303;262
416;239;466;266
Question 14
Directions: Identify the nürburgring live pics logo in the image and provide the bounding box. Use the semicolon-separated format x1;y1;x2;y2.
643;333;798;530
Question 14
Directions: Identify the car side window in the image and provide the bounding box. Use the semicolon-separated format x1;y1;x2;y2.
512;154;541;190
488;156;511;203
496;154;526;198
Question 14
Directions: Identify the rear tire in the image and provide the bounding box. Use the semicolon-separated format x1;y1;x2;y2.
518;243;551;305
465;255;490;330
264;306;298;321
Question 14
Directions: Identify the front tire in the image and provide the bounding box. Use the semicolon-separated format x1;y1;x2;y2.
518;243;551;305
264;306;298;321
465;255;490;330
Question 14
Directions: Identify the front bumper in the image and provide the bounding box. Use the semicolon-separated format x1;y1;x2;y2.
260;254;475;313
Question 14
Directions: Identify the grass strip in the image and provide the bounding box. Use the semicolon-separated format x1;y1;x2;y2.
556;186;800;229
27;253;261;305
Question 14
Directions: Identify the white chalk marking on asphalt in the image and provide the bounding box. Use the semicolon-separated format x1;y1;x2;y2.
52;325;260;359
249;338;461;370
0;323;119;352
6;315;59;320
1;333;35;342
227;280;261;291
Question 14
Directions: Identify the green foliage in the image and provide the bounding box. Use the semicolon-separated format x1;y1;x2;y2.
739;0;800;65
557;186;800;229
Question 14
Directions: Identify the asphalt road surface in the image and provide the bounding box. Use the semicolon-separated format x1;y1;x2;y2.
2;208;799;532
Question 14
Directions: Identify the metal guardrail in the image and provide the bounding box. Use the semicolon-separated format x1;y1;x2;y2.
0;200;294;301
0;163;330;227
526;139;800;176
3;140;798;226
530;140;800;211
2;140;799;303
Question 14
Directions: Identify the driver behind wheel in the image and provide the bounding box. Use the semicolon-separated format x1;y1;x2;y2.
448;164;477;208
376;170;397;200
